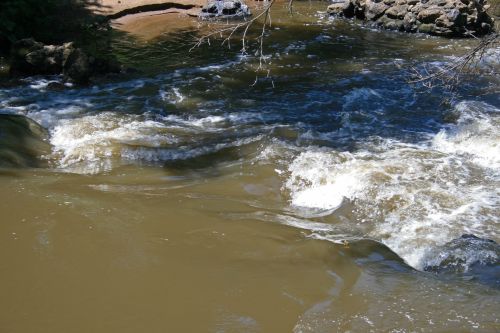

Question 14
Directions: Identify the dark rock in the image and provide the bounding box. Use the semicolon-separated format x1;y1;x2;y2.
46;81;66;91
423;234;499;287
63;48;90;84
9;39;122;84
10;38;55;76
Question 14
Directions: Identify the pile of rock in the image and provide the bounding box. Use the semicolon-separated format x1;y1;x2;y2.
200;0;251;18
327;0;494;37
9;39;121;84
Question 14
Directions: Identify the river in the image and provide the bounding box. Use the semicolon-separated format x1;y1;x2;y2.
0;2;499;332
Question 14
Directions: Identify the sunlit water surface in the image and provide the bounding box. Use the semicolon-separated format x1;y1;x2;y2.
0;3;499;332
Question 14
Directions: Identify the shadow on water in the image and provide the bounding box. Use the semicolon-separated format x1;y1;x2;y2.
163;145;246;176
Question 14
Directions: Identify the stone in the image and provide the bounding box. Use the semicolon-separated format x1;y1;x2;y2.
422;234;499;287
200;0;250;18
10;38;63;76
9;39;122;84
365;0;389;20
63;48;91;84
0;114;50;168
418;7;445;23
385;4;408;18
46;81;66;91
327;0;494;37
403;11;417;29
418;22;436;32
327;0;353;15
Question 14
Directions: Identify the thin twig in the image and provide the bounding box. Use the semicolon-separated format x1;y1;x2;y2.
190;0;277;56
409;33;499;89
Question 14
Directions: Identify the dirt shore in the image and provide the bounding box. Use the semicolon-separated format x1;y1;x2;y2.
90;0;205;39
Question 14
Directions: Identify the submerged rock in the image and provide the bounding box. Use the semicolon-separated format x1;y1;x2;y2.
200;0;251;18
0;114;51;168
327;0;494;37
423;234;499;286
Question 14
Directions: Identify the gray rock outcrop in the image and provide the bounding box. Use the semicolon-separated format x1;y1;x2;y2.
327;0;494;37
200;0;251;18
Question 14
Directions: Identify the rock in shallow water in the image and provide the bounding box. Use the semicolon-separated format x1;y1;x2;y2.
423;234;499;286
200;0;251;18
0;114;51;168
327;0;494;37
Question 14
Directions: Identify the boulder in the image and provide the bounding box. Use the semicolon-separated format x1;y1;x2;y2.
327;0;353;15
10;38;63;76
63;48;91;84
200;0;250;18
424;234;499;273
422;234;499;287
417;7;445;23
0;114;51;168
327;0;494;37
385;4;408;18
365;0;390;20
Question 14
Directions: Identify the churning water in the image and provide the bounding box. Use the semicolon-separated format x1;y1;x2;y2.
0;3;499;332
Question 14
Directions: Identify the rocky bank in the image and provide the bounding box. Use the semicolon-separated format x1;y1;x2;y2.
9;39;120;84
328;0;494;37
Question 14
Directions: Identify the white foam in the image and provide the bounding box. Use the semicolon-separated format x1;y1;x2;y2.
48;112;177;172
432;101;500;169
159;87;185;104
280;125;499;269
285;151;364;210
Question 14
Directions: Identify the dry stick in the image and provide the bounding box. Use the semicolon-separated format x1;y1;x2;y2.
258;6;271;69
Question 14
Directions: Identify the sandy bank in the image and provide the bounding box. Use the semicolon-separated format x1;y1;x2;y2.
89;0;204;39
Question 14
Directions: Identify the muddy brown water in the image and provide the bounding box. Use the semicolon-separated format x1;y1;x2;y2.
1;2;499;332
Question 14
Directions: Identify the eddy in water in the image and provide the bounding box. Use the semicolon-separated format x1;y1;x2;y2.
0;0;499;332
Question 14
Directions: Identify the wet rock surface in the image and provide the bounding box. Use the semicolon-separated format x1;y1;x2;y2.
200;0;251;18
423;234;500;287
9;39;121;84
0;114;50;168
327;0;494;37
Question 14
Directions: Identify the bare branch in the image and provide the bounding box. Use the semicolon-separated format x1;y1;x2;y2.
409;33;499;90
190;0;277;56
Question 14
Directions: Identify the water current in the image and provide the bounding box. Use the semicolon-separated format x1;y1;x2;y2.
0;3;499;332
